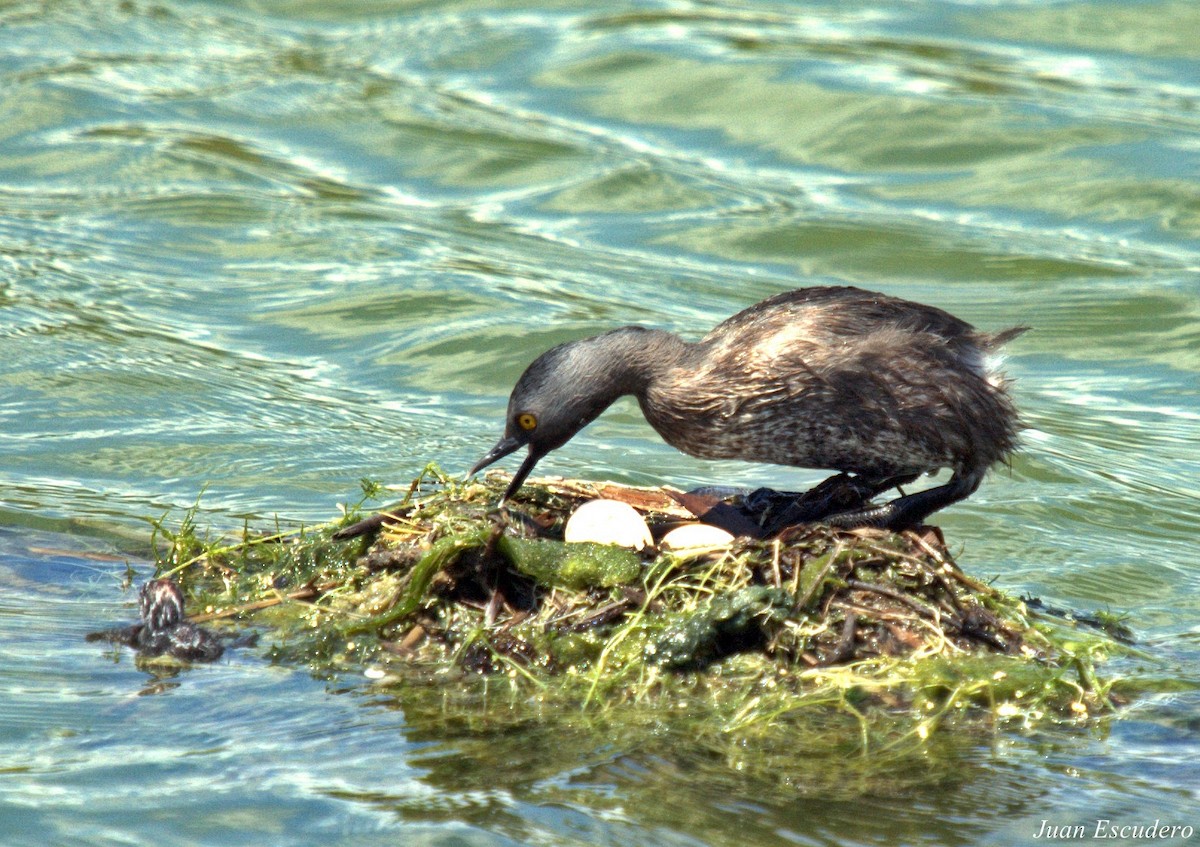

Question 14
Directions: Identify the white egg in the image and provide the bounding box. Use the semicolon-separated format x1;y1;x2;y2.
564;499;653;551
659;523;735;554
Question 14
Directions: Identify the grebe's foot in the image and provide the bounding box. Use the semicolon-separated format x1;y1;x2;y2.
764;473;917;535
823;471;983;532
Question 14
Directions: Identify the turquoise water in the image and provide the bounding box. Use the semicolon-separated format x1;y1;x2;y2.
2;0;1199;844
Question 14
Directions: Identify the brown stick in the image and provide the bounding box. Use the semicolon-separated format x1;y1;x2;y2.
846;579;940;621
188;580;341;623
821;613;859;665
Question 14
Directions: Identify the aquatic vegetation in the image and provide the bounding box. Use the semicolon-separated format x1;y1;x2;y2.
155;465;1132;767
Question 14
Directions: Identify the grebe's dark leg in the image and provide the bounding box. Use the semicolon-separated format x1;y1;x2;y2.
823;470;984;531
765;472;919;534
864;473;921;497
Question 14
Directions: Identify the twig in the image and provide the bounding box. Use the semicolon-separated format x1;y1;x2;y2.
188;580;342;623
548;599;634;632
821;613;858;665
846;579;940;621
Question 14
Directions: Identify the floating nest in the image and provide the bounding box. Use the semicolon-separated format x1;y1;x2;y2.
155;465;1131;758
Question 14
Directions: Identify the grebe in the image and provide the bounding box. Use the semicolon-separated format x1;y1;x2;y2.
470;286;1024;531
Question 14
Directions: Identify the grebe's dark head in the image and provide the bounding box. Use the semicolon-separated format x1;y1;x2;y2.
469;329;673;503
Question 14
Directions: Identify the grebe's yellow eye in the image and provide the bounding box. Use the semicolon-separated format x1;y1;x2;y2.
517;412;538;432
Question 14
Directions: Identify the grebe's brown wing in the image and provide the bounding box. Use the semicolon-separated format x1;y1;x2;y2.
704;286;979;344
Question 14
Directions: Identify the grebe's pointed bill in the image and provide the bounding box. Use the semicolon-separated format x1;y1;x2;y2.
499;449;543;504
469;434;523;478
469;434;544;504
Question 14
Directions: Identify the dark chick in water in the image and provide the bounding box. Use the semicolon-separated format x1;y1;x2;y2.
470;286;1025;531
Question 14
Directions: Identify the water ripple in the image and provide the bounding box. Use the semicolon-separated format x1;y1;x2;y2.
2;1;1199;842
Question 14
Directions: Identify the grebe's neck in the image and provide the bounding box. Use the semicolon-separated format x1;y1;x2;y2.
559;327;691;403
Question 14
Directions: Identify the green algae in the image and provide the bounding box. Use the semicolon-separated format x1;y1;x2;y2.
344;526;493;635
645;585;793;669
157;466;1138;767
497;534;641;589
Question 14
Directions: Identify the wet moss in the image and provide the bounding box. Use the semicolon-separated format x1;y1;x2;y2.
497;535;642;589
158;465;1136;763
646;585;792;669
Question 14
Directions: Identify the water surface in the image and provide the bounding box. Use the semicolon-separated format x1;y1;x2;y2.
2;0;1199;844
